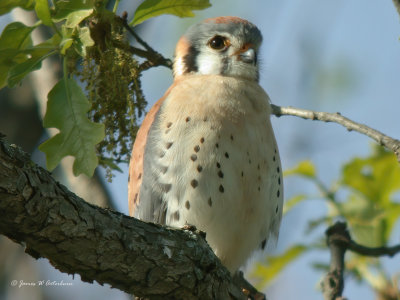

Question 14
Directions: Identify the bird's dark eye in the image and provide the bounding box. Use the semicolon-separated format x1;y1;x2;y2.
208;35;229;50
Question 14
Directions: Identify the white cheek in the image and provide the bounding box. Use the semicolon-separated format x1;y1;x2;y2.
197;52;222;75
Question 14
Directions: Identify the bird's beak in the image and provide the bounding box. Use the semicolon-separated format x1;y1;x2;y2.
238;46;257;65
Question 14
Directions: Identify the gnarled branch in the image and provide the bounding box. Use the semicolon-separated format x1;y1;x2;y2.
0;136;246;300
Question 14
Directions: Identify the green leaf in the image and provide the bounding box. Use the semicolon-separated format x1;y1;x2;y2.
39;78;105;177
0;22;34;50
0;0;35;15
75;26;94;56
53;0;95;21
7;38;58;87
35;0;53;27
65;9;93;28
342;146;400;204
0;22;35;88
131;0;211;26
283;195;307;215
60;38;74;55
251;245;307;288
284;160;316;178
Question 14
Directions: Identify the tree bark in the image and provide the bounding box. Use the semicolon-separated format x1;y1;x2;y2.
0;136;245;300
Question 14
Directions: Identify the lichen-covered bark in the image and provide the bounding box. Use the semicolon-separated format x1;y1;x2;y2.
0;136;245;300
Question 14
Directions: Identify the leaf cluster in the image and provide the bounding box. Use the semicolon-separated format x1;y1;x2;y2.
0;0;211;177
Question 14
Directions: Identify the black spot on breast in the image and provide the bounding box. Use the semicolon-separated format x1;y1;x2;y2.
166;122;172;128
165;129;171;134
215;143;219;148
191;179;198;188
275;205;279;214
277;167;280;173
225;152;229;158
162;184;172;193
186;117;191;122
277;190;280;197
257;164;260;170
200;137;205;143
166;142;173;149
261;239;267;250
194;145;200;152
134;193;138;204
230;135;234;141
173;211;180;221
208;197;212;207
219;185;224;193
218;170;224;178
161;166;168;174
216;162;221;168
191;154;197;161
138;173;142;179
273;156;276;162
197;165;203;172
241;171;244;177
278;177;281;185
185;201;190;210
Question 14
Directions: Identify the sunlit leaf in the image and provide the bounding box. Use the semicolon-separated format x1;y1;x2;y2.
76;26;94;56
251;245;307;288
283;194;307;215
39;78;105;177
35;0;53;26
340;146;400;246
53;0;95;21
65;9;93;28
0;0;34;15
342;146;400;204
131;0;211;26
284;160;316;178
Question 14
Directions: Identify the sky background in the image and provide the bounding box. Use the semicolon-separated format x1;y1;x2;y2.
2;0;400;299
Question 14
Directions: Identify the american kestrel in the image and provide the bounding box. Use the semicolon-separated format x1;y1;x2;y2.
128;16;283;273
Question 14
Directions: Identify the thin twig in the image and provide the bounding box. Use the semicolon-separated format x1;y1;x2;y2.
349;239;400;257
271;104;400;162
118;13;173;70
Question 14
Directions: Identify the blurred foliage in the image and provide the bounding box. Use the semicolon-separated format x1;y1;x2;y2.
0;0;211;177
252;145;400;297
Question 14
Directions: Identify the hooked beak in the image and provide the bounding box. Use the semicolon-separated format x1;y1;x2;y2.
238;47;257;65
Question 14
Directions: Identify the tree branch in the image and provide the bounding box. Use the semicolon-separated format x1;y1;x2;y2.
0;135;246;300
393;0;400;18
271;104;400;162
321;222;400;300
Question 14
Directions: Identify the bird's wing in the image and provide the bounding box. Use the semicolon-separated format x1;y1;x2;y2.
128;86;173;223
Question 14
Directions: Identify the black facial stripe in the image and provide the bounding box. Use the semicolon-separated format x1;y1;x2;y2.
183;45;199;74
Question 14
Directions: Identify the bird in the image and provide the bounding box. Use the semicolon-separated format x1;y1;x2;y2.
128;16;283;273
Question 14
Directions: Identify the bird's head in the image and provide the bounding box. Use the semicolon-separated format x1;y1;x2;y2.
173;16;262;82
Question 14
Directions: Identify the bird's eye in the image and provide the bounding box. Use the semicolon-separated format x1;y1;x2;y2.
208;36;229;50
